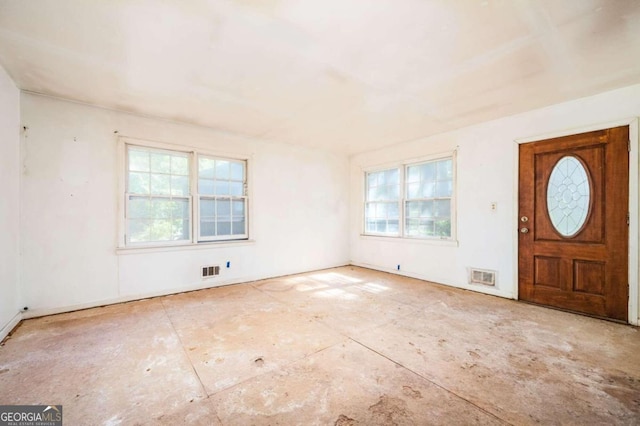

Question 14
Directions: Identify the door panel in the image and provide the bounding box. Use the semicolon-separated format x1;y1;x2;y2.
518;126;629;321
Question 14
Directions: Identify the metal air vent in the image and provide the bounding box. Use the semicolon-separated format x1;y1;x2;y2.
202;265;220;279
468;268;496;286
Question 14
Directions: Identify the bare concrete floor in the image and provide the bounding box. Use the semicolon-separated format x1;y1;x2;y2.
1;266;639;425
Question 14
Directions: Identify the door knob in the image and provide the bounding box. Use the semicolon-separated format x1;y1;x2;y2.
521;216;528;222
520;227;529;234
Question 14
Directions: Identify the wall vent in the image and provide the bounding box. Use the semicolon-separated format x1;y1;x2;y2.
468;268;496;286
202;265;220;279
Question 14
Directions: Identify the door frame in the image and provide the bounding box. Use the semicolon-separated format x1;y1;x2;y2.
513;117;639;325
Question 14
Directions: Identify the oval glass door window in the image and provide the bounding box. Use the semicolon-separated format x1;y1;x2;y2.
547;156;591;237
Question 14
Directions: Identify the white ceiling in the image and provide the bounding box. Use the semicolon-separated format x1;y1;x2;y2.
1;0;639;154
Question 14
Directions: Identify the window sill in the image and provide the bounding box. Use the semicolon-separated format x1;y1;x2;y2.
116;239;256;255
359;234;459;247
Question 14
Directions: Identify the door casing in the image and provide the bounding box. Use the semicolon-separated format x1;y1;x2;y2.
514;118;639;325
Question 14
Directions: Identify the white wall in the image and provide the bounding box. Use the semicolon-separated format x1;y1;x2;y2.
350;84;640;323
0;64;21;337
20;93;349;316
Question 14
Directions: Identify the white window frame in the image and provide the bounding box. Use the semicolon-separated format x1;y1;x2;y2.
195;153;249;242
117;137;250;249
125;145;193;247
362;151;457;241
363;167;401;237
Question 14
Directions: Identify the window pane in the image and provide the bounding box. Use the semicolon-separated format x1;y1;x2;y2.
437;159;453;180
171;156;188;175
421;162;436;182
129;150;149;172
423;219;436;237
373;171;386;186
200;199;215;216
232;218;245;235
150;219;173;241
406;218;440;238
421;181;436;198
367;187;377;201
407;201;420;217
173;219;189;240
200;219;215;237
150;174;171;195
230;162;244;181
129;219;150;242
217;220;231;236
171;175;189;196
367;173;377;188
388;183;399;199
215;160;230;179
150;153;171;173
388;219;399;233
232;200;245;216
365;220;376;233
388;202;399;218
405;218;419;236
436;180;452;197
435;199;451;217
407;183;419;199
365;169;399;203
436;219;451;237
215;181;230;195
229;182;243;196
199;179;214;195
421;200;435;217
406;165;420;183
365;203;375;217
216;199;231;216
386;169;399;185
376;203;387;217
151;198;172;218
129;172;150;194
171;199;190;219
129;196;150;218
198;157;215;179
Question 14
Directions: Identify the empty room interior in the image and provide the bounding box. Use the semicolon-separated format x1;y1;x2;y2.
1;1;640;424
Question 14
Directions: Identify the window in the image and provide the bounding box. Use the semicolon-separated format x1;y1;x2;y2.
405;158;453;238
364;155;455;240
197;156;247;241
364;168;400;236
124;143;248;247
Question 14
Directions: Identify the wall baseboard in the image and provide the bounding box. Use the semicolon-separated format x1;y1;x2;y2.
350;261;516;300
21;262;350;320
0;312;23;342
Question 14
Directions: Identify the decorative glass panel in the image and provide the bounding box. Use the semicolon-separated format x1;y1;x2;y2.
547;156;590;237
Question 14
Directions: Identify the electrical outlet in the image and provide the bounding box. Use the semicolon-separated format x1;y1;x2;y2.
490;202;497;212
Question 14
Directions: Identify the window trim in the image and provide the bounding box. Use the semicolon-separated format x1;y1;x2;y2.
117;136;252;250
362;150;457;241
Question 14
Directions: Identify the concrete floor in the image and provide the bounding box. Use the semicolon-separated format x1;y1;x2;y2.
1;266;639;425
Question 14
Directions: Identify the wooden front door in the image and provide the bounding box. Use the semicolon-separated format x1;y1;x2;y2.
518;126;629;321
